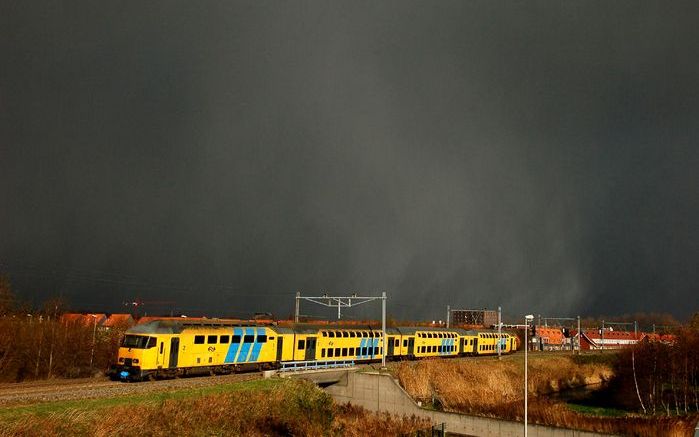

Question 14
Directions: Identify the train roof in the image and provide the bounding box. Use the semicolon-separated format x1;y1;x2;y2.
127;320;261;334
395;326;470;335
127;321;513;337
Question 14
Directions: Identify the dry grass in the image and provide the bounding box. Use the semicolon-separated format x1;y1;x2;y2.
394;355;699;437
395;354;613;411
0;378;430;437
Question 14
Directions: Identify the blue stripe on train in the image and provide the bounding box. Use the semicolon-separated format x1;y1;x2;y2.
249;328;265;361
225;327;243;363
236;328;255;362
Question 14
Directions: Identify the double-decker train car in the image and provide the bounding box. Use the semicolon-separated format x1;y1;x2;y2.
110;320;519;381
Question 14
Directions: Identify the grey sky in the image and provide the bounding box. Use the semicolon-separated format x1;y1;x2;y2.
2;1;698;320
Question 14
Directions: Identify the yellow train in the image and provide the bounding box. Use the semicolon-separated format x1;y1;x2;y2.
110;321;519;381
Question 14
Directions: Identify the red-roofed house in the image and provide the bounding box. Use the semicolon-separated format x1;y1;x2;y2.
103;313;135;330
61;313;107;327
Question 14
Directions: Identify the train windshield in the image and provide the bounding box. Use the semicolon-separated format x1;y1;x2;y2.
122;335;155;349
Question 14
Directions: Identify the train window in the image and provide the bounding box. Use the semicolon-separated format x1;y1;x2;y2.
403;339;407;347
328;332;335;338
244;335;254;343
194;335;205;344
335;348;340;357
321;349;326;358
298;340;305;350
348;347;353;355
257;335;267;343
159;342;164;353
349;332;355;338
322;331;327;337
328;348;334;357
342;348;348;356
363;332;369;337
394;339;399;347
362;347;367;356
371;347;376;355
232;335;241;343
147;337;157;348
207;335;217;344
269;337;274;341
220;335;230;343
335;331;342;337
343;332;349;338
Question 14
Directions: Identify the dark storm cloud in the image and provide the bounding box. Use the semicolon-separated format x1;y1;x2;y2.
1;2;698;320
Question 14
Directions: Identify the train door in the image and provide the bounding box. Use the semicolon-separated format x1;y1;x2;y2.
408;337;414;355
157;339;165;368
387;336;395;356
169;337;179;368
276;338;284;361
305;337;316;361
473;337;479;355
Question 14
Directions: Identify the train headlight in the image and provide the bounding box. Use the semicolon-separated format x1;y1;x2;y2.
133;358;139;364
118;357;125;363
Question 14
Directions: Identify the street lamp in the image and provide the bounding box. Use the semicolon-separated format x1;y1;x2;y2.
524;314;534;437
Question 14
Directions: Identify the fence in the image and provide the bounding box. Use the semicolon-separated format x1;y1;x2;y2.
279;359;355;372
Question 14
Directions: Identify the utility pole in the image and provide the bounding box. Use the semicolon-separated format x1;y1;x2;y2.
601;320;605;351
294;291;300;323
576;316;581;354
294;291;388;368
497;306;502;359
446;305;450;328
89;314;97;371
381;291;387;369
634;320;638;339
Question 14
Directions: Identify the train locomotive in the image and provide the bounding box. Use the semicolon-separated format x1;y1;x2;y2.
110;320;519;381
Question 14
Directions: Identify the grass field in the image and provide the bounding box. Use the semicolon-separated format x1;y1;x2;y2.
0;378;278;422
0;378;430;437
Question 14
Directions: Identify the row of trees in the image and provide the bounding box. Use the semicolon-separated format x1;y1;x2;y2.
614;314;699;415
0;276;127;382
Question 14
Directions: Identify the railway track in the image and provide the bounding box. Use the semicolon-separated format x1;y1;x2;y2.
0;373;260;407
0;352;540;407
